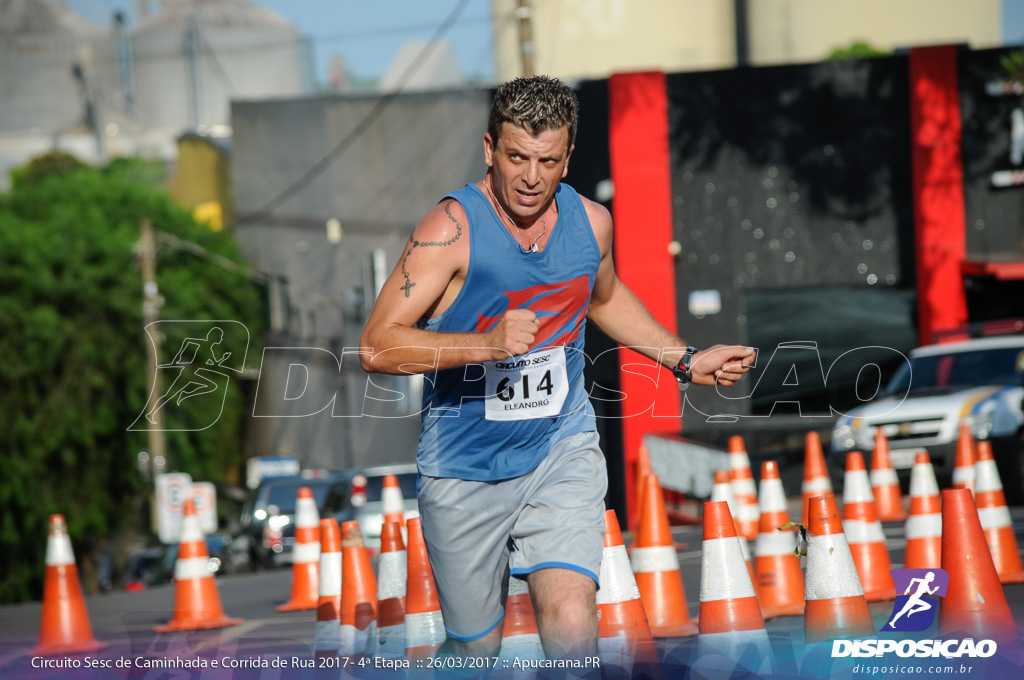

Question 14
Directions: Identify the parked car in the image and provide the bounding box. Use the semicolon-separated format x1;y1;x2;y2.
831;334;1024;501
321;463;419;555
236;475;335;568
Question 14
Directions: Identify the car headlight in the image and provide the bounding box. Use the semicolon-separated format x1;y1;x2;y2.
963;413;994;440
852;423;876;451
832;424;855;450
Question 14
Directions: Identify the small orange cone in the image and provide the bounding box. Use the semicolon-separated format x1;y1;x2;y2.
155;498;242;632
952;423;976;493
939;488;1018;644
597;510;660;678
870;428;906;521
728;436;760;541
804;495;875;643
340;521;378;657
974;440;1024;583
376;520;407;657
277;486;321;611
498;578;545;662
381;474;406;527
711;470;757;590
903;452;941;570
404;517;445;659
314;518;342;661
754;461;805;617
630;473;698;637
842;452;896;601
33;515;106;655
801;432;833;525
695;501;772;676
633;444;654;531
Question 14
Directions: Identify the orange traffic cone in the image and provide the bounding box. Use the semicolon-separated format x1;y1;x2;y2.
804;495;875;643
754;461;805;617
315;518;342;661
801;432;833;525
381;474;406;527
33;515;105;655
597;510;660;678
729;436;760;541
870;429;906;521
974;441;1024;583
498;577;545;662
404;517;444;659
277;486;320;611
904;452;941;570
695;501;772;676
633;444;654;531
630;473;698;637
376;520;407;657
952;423;976;493
155;498;242;632
340;521;378;657
842;452;896;601
939;488;1018;644
711;470;756;590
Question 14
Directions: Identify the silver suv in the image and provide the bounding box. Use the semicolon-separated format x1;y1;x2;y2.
831;335;1024;501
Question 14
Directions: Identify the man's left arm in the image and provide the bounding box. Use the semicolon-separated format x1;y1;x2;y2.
584;200;754;387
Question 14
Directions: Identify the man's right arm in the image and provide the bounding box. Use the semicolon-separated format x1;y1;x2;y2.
360;199;539;375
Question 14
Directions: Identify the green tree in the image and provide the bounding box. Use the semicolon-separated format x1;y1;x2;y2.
828;41;890;61
0;155;266;603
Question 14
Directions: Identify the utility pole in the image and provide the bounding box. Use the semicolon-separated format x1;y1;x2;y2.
140;218;166;474
516;0;535;78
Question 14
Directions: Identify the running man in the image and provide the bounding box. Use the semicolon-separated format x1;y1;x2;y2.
888;571;939;627
360;76;755;660
146;327;231;424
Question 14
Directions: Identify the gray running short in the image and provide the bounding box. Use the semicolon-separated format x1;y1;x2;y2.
417;430;607;641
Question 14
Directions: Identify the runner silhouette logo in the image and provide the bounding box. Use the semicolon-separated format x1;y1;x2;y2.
882;568;950;632
128;321;249;432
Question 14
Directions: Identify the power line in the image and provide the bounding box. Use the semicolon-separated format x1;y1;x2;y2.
231;0;473;229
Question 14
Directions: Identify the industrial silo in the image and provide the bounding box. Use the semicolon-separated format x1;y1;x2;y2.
0;0;109;135
130;0;308;131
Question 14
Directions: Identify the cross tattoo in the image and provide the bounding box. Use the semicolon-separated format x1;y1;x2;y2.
400;279;416;297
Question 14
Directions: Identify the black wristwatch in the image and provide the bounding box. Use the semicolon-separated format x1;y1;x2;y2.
672;346;698;389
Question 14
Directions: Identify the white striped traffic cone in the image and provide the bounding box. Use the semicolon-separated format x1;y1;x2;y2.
314;518;342;661
804;495;874;643
381;474;406;527
753;461;804;617
974;441;1024;583
405;517;444;659
904;452;941;570
155;498;242;632
376;520;407;657
277;486;320;611
729;436;760;541
842;452;896;601
695;500;772;677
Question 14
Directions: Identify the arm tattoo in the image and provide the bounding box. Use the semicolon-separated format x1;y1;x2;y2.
400;201;464;298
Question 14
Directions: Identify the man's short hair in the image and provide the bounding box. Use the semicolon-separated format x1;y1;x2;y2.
487;75;579;148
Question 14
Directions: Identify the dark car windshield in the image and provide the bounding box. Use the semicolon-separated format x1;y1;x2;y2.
886;346;1024;395
360;472;418;503
265;479;332;514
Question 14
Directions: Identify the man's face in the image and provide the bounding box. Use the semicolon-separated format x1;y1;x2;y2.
484;123;573;226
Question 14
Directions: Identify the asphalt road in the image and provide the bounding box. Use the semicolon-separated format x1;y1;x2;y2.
5;508;1024;680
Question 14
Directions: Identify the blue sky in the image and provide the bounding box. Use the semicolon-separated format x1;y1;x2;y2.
68;0;1024;86
68;0;497;85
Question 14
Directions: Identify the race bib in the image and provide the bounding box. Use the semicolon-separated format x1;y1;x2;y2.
484;346;569;421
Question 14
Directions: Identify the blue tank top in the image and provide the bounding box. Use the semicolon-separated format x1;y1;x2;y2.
416;182;601;481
